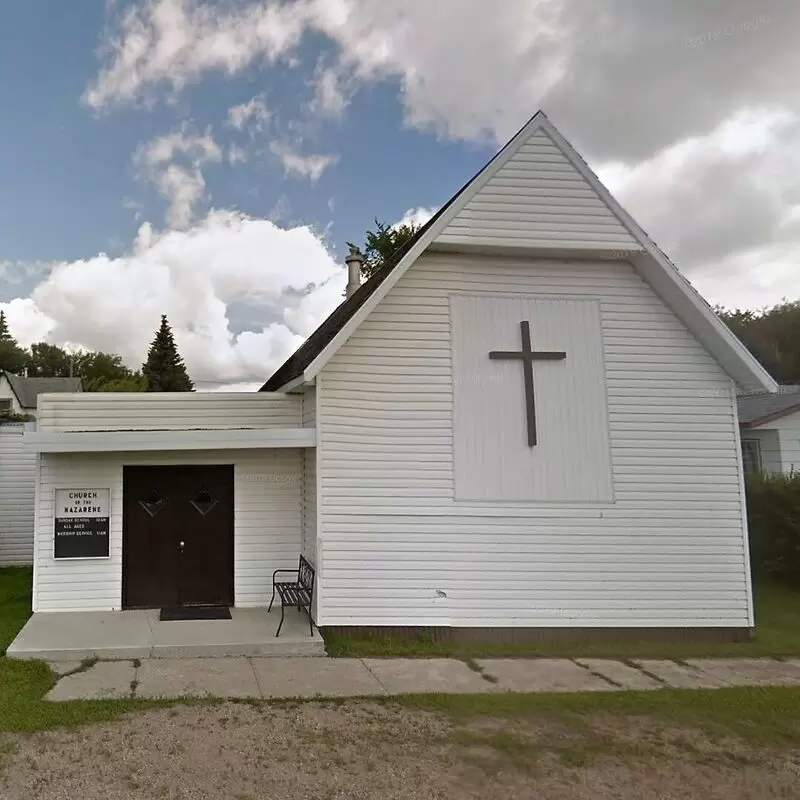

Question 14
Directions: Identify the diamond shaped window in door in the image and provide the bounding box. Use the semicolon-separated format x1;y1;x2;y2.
139;489;167;517
191;487;218;516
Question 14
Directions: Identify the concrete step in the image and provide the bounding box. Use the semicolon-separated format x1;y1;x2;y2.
7;607;326;661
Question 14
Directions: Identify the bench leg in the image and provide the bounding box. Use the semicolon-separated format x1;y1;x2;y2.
268;585;276;613
308;608;313;637
276;603;285;637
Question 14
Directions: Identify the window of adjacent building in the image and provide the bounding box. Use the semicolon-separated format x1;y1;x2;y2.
0;398;12;412
741;439;762;475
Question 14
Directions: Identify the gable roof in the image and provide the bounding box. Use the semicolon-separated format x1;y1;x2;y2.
2;372;83;409
738;386;800;427
261;157;489;392
262;110;777;395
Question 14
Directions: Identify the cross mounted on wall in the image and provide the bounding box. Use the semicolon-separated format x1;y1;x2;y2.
489;321;567;447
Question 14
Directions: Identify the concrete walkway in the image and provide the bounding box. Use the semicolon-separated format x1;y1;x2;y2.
45;655;800;701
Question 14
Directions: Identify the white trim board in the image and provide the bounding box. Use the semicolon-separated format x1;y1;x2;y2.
24;428;316;453
289;111;775;394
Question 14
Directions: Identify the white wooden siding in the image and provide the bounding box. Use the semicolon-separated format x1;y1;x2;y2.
301;387;317;562
438;131;642;252
317;252;750;629
37;392;302;432
33;449;303;612
778;416;800;473
740;429;782;475
301;387;319;620
0;376;25;416
451;295;612;502
748;408;800;473
0;423;35;566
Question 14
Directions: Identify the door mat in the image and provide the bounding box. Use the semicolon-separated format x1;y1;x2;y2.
160;606;232;621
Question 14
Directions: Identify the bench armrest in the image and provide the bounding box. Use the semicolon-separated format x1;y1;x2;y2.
272;568;299;583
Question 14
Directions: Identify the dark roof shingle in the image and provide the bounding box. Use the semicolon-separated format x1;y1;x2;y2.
4;373;83;408
738;385;800;426
259;192;465;392
259;126;524;392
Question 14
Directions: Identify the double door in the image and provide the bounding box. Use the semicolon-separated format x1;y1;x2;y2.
123;465;234;608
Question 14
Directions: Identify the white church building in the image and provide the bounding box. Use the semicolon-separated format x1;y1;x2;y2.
20;112;776;643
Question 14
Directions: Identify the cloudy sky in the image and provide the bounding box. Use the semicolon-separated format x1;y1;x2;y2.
0;1;797;390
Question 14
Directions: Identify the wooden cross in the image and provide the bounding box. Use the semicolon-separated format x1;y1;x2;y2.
489;320;567;447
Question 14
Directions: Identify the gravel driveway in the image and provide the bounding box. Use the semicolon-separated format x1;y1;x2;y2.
1;701;798;799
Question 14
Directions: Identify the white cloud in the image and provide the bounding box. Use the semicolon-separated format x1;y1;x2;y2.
227;95;271;132
1;211;346;387
310;65;349;118
269;141;339;182
267;194;292;224
0;297;54;344
596;107;800;304
72;1;800;314
228;144;247;165
84;0;311;109
135;124;222;228
0;260;54;287
395;206;437;228
122;197;144;222
136;124;222;168
85;0;568;143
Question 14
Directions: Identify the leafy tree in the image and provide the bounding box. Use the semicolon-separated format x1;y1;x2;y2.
26;342;147;391
142;315;194;392
0;310;28;374
76;351;137;391
26;342;74;378
349;218;421;281
718;300;800;384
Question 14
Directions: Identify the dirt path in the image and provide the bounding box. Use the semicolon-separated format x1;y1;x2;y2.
1;701;799;799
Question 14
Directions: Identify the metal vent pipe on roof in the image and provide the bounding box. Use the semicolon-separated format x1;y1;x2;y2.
344;245;364;299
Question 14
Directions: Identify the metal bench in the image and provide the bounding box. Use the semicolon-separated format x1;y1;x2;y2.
268;555;315;637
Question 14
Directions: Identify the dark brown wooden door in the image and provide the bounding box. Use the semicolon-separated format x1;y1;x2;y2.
123;465;234;608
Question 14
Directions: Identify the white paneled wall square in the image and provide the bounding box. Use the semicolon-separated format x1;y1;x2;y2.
450;294;612;502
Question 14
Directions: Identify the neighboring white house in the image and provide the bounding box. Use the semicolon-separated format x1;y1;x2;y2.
1;372;83;567
738;387;800;475
0;372;83;418
20;111;776;642
0;422;37;566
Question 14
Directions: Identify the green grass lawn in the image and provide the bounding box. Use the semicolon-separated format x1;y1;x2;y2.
0;568;31;655
323;581;800;659
397;684;800;756
1;566;800;737
0;567;167;733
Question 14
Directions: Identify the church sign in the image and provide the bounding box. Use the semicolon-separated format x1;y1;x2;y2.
54;489;110;559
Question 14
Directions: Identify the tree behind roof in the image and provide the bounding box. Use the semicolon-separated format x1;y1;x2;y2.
26;342;72;377
142;315;194;392
351;218;421;281
718;300;800;384
0;310;29;374
26;343;146;391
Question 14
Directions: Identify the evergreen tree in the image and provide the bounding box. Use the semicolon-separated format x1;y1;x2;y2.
142;315;194;392
0;310;28;374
